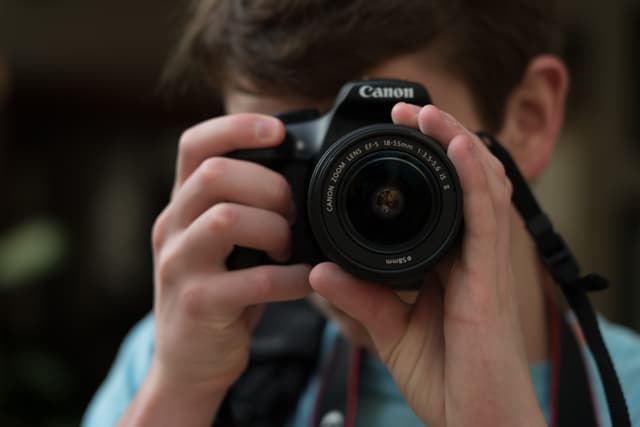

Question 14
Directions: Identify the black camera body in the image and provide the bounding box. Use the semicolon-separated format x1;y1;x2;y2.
229;80;462;288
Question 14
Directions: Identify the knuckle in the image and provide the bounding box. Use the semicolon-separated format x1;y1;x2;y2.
200;157;227;185
178;283;208;318
419;104;441;124
151;209;171;253
154;242;180;289
251;268;276;300
178;127;198;156
494;176;513;211
271;175;292;210
208;203;237;234
492;157;506;177
422;103;439;116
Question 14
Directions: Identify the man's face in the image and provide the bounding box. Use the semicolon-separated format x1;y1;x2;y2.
224;51;488;350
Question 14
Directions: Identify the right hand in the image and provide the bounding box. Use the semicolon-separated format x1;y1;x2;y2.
149;113;312;396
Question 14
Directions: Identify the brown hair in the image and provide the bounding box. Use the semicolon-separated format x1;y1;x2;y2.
168;0;562;132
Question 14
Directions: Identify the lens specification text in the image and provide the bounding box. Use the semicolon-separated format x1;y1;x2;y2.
324;136;453;214
416;148;452;191
383;138;413;150
385;255;413;265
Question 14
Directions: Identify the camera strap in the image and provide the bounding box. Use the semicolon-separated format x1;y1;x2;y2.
548;291;599;427
477;132;631;427
308;133;630;427
310;335;361;427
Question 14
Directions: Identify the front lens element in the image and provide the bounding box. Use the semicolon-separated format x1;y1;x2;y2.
344;156;435;248
372;186;404;219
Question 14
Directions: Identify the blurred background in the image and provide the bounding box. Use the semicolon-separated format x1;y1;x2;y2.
0;0;639;425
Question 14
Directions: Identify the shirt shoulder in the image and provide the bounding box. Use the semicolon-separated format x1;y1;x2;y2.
593;317;640;426
81;313;155;427
600;318;640;361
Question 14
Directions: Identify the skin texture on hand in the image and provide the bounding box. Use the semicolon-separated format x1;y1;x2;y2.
309;103;547;427
118;114;313;426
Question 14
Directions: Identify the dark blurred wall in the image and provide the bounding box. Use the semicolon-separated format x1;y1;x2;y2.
0;1;218;426
1;0;182;101
537;0;640;326
0;1;639;426
1;53;7;158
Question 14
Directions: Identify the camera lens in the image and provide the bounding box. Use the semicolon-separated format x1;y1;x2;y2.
343;155;437;249
308;124;462;288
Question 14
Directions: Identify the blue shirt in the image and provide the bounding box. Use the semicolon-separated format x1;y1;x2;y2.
82;313;640;427
285;322;551;427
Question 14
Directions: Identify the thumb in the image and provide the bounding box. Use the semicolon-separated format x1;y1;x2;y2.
309;262;410;351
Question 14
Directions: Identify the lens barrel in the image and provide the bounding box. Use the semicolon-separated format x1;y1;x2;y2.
308;124;462;288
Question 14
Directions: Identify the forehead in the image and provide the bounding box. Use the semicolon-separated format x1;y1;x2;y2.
224;52;483;130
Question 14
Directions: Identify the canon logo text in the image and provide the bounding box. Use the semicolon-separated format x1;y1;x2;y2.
358;85;414;99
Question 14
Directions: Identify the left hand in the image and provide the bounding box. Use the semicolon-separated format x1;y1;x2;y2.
309;103;546;427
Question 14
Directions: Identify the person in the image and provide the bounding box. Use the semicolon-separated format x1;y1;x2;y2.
82;1;640;426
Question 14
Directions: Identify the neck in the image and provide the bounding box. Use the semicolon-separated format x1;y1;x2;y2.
509;208;551;364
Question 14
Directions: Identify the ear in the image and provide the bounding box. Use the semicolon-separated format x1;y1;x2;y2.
496;55;569;181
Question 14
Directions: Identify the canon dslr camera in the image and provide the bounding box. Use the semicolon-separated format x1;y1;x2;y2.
229;79;462;288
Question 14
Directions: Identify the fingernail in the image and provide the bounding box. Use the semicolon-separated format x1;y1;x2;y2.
255;117;280;143
400;102;420;115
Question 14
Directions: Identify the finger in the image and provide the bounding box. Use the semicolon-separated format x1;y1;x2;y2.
395;104;502;248
175;114;285;187
481;160;512;255
417;106;511;241
309;262;410;349
170;157;295;229
418;106;510;176
404;278;445;357
391;102;421;127
416;105;474;150
184;264;312;314
173;203;292;271
447;134;499;273
394;103;504;176
448;130;512;255
394;103;510;261
219;264;312;306
405;105;508;237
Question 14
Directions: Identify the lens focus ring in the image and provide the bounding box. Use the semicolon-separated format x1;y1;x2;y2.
308;124;462;288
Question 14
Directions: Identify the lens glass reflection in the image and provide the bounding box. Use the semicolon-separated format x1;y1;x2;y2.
345;157;433;247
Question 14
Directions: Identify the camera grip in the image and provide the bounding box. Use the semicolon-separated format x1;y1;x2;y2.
225;154;324;271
